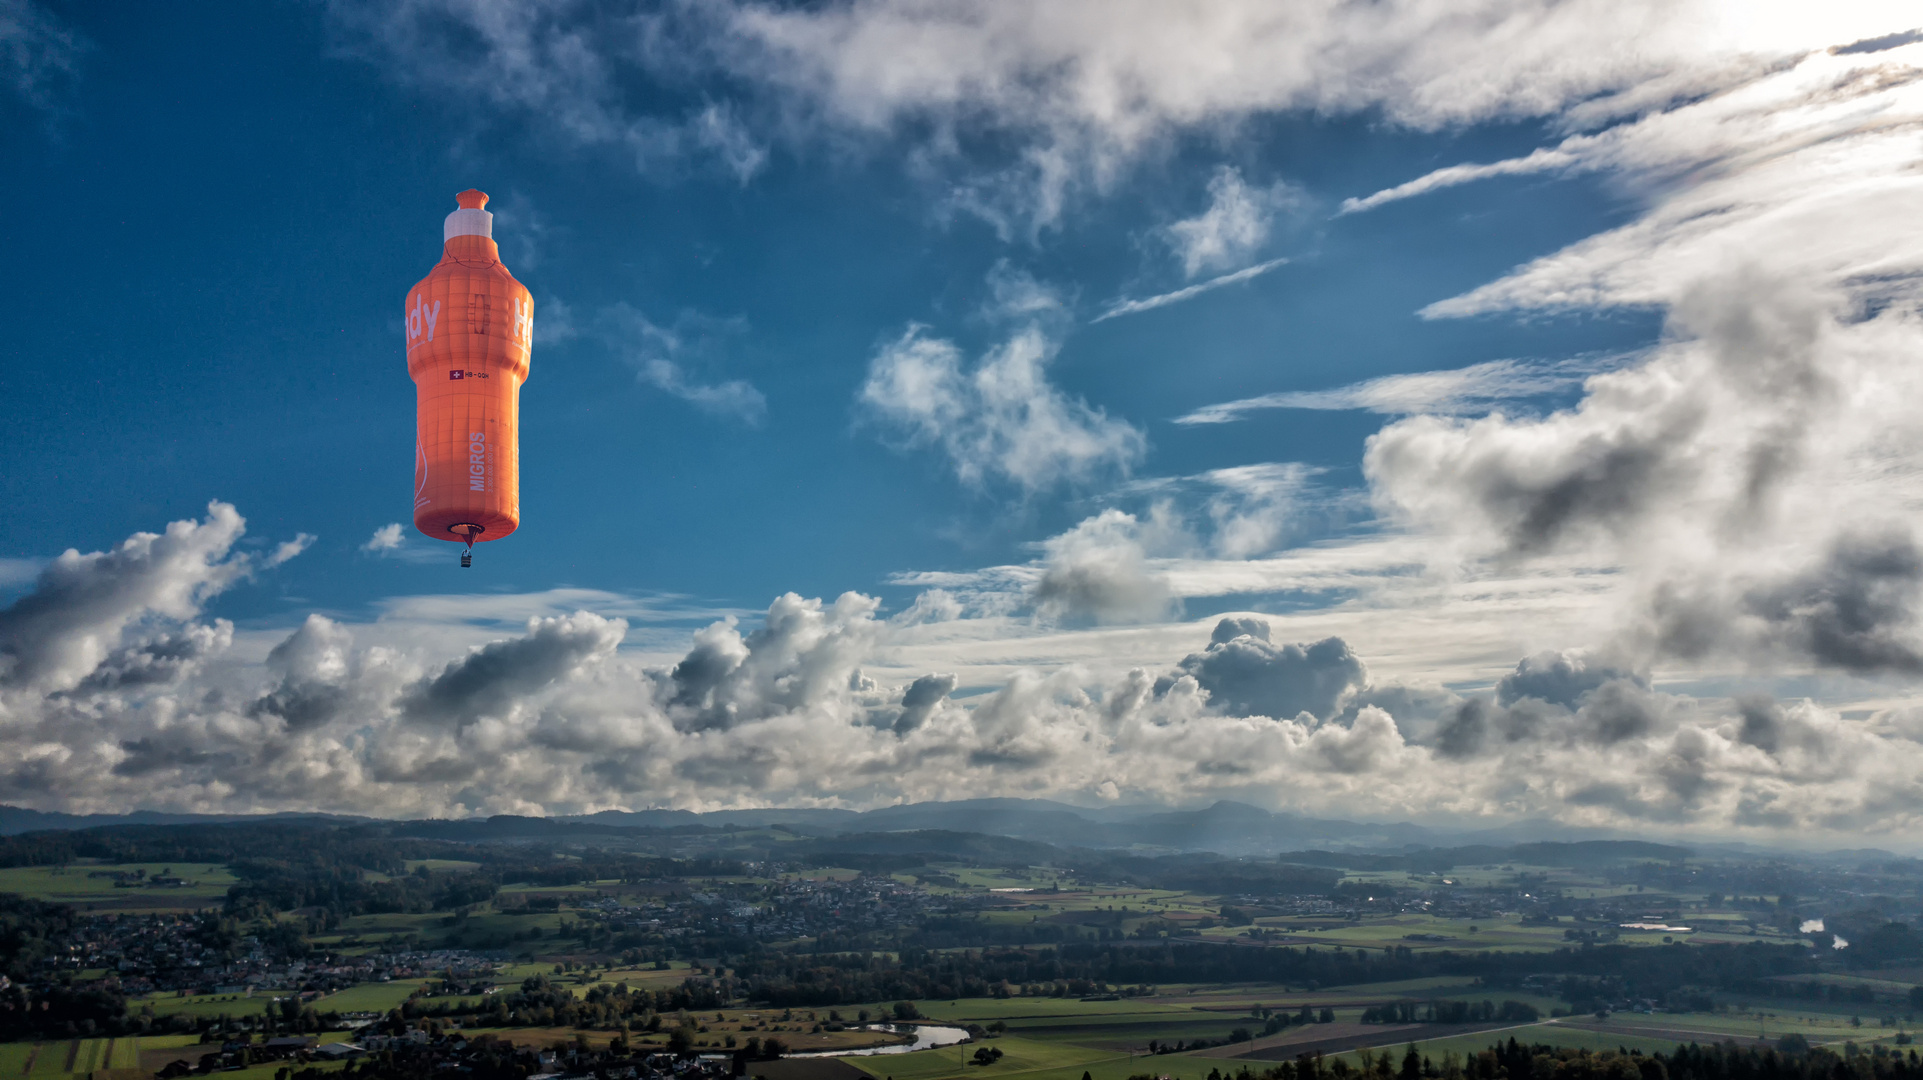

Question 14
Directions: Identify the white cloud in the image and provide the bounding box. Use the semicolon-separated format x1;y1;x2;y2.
1174;355;1626;424
362;523;404;553
10;506;1923;840
0;502;303;692
325;0;1916;231
264;534;315;568
859;323;1144;490
1339;146;1578;215
359;522;451;566
1092;258;1289;323
1030;509;1179;625
1367;269;1923;676
891;588;965;626
1404;45;1923;318
1165;167;1300;278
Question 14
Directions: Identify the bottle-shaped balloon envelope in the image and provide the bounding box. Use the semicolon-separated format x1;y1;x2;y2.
405;190;532;567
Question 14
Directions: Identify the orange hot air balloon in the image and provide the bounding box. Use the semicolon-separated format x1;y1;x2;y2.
405;190;533;567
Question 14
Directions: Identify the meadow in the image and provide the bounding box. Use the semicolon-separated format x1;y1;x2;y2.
803;979;1923;1080
0;864;236;912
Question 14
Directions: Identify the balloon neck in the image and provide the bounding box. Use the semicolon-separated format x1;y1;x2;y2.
442;235;501;264
451;524;484;568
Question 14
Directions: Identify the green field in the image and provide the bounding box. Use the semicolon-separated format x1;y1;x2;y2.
818;976;1917;1080
0;864;235;910
0;1035;188;1080
128;990;277;1019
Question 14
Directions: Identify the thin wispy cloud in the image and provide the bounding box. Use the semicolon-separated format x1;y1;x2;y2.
1174;356;1621;425
601;304;767;425
1338;146;1579;215
1;0;86;114
1093;258;1289;323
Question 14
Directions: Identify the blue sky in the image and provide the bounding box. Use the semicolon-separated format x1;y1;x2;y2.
5;0;1923;840
0;1;1651;613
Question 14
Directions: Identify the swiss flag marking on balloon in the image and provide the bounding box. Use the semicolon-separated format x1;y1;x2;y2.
449;370;464;380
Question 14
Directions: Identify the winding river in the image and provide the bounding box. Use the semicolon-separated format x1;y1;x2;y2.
787;1024;972;1057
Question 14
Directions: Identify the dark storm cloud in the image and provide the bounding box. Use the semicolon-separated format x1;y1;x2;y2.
0;503;250;691
111;737;239;778
401;613;624;725
1433;698;1492;759
250;681;352;732
1654;529;1923;674
1744;530;1923;673
1497;649;1643;709
71;621;231;694
667;623;747;731
895;673;957;735
1338;680;1464;742
1431;651;1666;758
1574;678;1665;744
1366;402;1701;560
247;616;354;730
1735;694;1787;753
1160;617;1367;721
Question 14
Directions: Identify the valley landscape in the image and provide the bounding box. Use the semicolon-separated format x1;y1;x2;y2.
3;805;1920;1080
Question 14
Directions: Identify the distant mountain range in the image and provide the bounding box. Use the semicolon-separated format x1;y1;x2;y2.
0;797;1638;857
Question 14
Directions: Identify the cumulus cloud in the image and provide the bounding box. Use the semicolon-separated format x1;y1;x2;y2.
1328;35;1923;689
666;592;882;732
16;6;1923;835
72;621;233;695
894;672;957;734
859;324;1144;490
401;612;628;727
892;589;964;626
1432;651;1670;760
1367;266;1923;674
1030;509;1177;624
1159;617;1369;723
1497;649;1645;710
10;508;1923;837
0;502;291;692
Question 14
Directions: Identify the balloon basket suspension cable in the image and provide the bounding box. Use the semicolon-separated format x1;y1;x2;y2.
452;523;484;568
